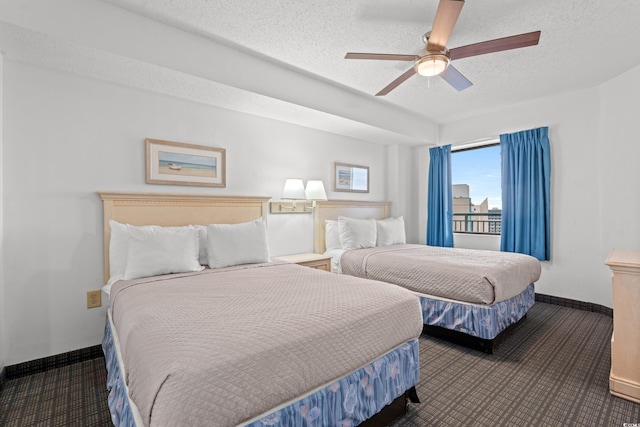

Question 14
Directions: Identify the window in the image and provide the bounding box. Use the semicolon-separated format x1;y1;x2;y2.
451;143;501;234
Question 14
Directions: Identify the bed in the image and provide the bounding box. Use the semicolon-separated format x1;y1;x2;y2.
313;200;541;354
98;192;424;427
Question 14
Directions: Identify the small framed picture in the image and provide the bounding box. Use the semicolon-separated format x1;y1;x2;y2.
145;139;226;187
333;162;369;193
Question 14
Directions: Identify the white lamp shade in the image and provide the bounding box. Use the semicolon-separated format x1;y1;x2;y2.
305;180;327;201
282;178;306;200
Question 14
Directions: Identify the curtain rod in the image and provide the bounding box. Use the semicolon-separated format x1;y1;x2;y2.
450;136;500;152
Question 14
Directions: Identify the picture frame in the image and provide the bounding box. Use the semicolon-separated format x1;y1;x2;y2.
333;162;369;193
145;138;226;187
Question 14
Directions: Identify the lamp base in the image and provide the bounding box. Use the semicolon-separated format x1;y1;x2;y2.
270;201;314;214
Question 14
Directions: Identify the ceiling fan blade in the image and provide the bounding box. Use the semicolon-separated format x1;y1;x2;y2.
440;64;473;91
376;68;417;96
345;53;417;61
450;30;541;61
426;0;465;52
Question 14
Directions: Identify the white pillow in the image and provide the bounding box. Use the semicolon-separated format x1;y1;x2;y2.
123;226;204;280
193;225;209;265
108;221;207;285
337;216;377;250
207;218;270;268
108;220;130;285
376;216;407;246
325;220;341;251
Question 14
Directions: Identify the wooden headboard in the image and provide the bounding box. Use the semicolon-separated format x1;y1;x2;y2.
98;192;270;284
313;200;390;254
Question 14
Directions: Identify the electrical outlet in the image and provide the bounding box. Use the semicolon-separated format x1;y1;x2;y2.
87;290;102;309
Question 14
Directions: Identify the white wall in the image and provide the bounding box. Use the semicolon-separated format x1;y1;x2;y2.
387;144;427;243
2;60;387;365
0;0;437;147
597;65;640;256
414;146;431;245
438;64;640;307
0;53;6;373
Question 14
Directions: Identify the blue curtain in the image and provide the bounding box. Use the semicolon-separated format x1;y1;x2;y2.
500;127;551;260
427;145;453;247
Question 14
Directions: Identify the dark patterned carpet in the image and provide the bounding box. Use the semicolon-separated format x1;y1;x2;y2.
1;302;639;426
0;358;110;426
392;303;640;427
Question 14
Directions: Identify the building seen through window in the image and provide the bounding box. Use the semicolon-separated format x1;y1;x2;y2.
452;144;501;234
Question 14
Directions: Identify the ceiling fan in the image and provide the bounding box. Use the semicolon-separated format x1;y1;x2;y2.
345;0;541;96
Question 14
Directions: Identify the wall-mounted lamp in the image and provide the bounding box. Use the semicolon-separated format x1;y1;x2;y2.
304;180;327;209
270;179;327;214
282;178;306;200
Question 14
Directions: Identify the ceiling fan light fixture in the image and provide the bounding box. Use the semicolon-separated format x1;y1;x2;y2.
414;53;450;77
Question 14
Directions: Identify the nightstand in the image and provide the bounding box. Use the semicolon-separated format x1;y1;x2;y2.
273;253;332;271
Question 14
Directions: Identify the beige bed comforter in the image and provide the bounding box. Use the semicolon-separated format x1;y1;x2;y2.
110;262;423;427
340;244;541;304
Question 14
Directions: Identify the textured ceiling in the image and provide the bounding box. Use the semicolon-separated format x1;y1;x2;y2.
103;0;640;124
2;0;640;145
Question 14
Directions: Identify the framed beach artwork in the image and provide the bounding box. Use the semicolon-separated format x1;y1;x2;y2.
145;139;226;187
333;162;369;193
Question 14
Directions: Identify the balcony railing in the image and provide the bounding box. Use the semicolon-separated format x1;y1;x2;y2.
453;212;501;235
